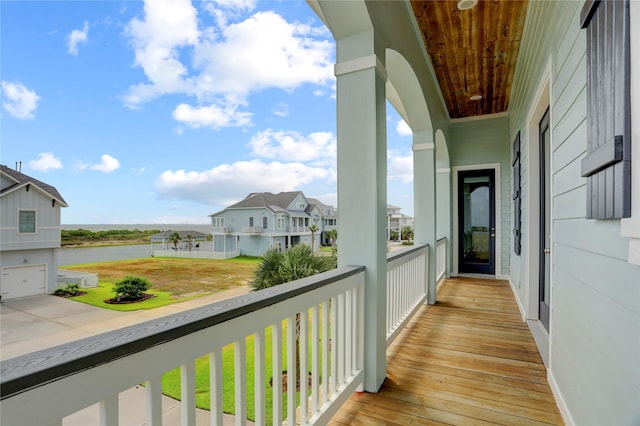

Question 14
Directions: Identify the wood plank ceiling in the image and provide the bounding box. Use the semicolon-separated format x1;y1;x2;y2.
410;0;529;119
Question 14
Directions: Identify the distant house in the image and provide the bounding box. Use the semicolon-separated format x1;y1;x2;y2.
387;204;413;241
210;191;337;257
0;165;68;300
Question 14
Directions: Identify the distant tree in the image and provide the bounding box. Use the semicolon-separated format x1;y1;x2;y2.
325;229;337;246
401;226;414;242
169;232;181;250
309;224;319;252
186;234;193;251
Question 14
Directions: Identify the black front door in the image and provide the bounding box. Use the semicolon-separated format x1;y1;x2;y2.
539;108;551;331
458;169;496;275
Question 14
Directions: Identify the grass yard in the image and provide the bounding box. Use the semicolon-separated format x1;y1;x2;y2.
60;256;261;310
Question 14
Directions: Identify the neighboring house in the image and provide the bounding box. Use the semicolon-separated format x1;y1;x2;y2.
306;197;337;245
0;165;68;300
210;191;337;257
386;204;413;240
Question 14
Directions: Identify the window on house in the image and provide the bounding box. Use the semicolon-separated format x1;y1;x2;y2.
263;216;268;229
249;217;254;227
277;216;285;229
213;217;224;228
19;210;36;233
580;0;632;219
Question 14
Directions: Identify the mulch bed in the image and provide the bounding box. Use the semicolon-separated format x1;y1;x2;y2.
104;294;157;304
54;291;88;298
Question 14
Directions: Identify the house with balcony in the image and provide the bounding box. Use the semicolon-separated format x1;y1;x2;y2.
307;197;337;246
209;191;336;257
2;1;639;425
0;164;68;300
387;204;413;240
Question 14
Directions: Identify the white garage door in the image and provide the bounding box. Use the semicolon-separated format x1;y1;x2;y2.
1;265;47;300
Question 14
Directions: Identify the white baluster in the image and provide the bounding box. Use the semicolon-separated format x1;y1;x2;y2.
210;350;223;426
234;340;247;426
254;329;266;426
181;363;196;426
272;322;283;425
99;394;118;426
145;375;162;426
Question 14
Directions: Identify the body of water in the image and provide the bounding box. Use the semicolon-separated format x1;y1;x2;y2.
59;244;154;265
59;224;213;265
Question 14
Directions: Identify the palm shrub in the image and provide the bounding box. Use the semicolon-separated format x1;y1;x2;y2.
113;276;151;301
250;244;336;387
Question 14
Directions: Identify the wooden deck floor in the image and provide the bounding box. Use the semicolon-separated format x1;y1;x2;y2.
330;277;564;425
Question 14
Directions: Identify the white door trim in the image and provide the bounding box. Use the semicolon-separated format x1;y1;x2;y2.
524;59;552;367
452;163;502;277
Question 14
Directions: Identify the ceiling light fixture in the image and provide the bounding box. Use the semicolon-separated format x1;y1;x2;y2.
457;0;478;11
470;95;483;101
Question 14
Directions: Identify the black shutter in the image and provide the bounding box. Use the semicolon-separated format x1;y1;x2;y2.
512;131;522;255
580;0;632;219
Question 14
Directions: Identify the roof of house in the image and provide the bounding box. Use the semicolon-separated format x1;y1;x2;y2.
222;191;303;212
210;191;337;218
0;164;68;206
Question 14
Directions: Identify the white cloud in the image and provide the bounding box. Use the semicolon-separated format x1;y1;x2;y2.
28;152;63;172
396;119;412;137
75;154;121;173
249;129;336;164
131;167;147;175
172;102;252;128
1;81;40;119
388;150;413;183
91;154;120;173
67;21;89;55
155;160;329;205
273;102;288;117
194;11;334;97
123;1;334;121
123;0;199;107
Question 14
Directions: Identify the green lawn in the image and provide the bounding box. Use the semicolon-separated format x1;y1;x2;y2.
68;283;196;311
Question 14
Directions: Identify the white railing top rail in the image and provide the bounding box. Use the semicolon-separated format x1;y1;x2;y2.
386;243;428;269
0;265;365;401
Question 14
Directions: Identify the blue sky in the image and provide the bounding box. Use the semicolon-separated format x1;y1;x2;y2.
2;0;414;225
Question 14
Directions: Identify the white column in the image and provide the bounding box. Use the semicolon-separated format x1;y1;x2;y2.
335;50;388;392
413;132;437;304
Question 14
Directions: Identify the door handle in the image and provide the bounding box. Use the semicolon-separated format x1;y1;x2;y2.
490;234;496;237
544;248;550;254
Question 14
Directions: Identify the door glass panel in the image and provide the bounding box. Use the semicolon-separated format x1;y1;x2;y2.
462;175;490;265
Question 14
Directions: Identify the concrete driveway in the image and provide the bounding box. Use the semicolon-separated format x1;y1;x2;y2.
1;287;253;425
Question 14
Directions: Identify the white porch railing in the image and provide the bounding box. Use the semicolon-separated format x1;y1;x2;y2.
1;266;365;426
436;237;447;283
386;244;429;345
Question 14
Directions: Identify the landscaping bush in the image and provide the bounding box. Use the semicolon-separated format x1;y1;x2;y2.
113;276;151;301
54;283;81;297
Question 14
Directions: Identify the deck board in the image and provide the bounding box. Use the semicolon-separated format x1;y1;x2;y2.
330;277;564;425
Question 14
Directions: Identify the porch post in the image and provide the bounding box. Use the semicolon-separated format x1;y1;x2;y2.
413;131;438;304
335;48;388;392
